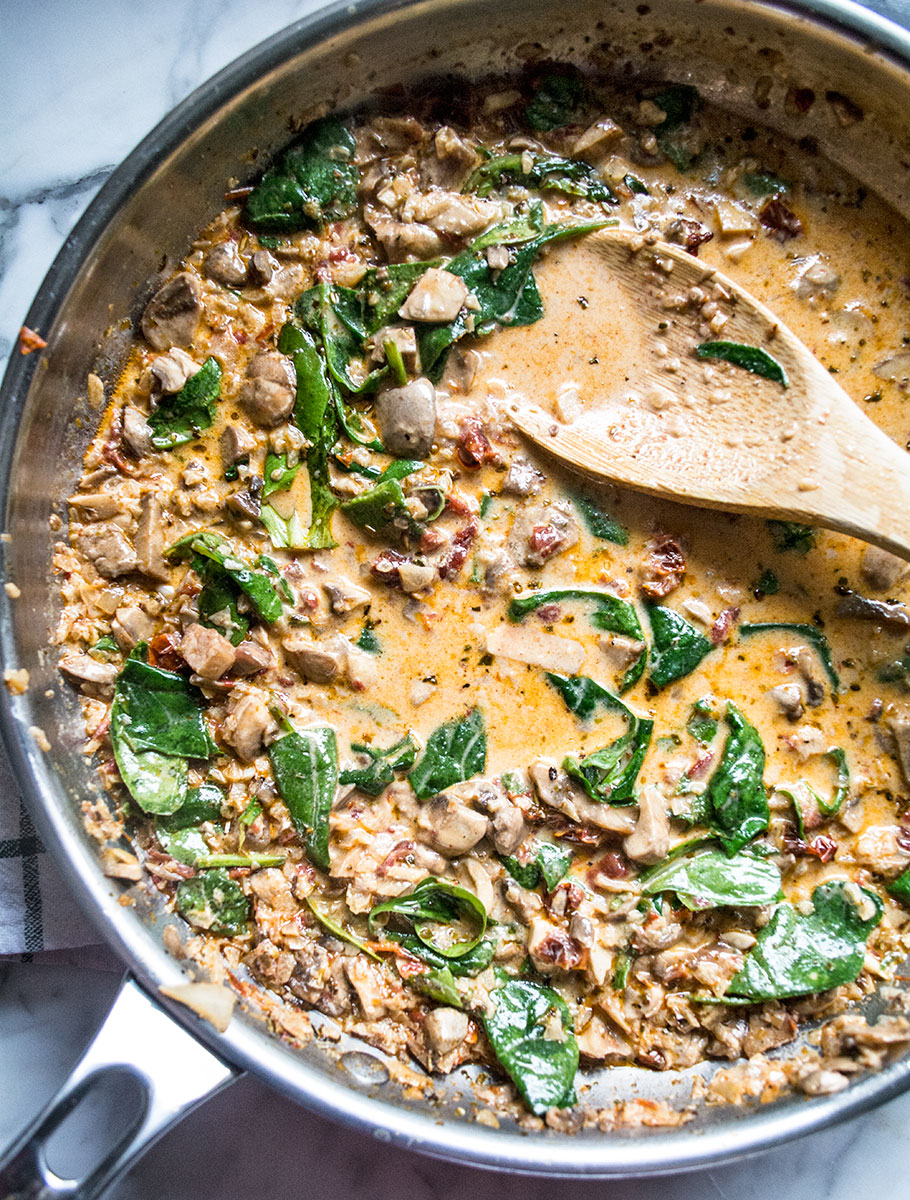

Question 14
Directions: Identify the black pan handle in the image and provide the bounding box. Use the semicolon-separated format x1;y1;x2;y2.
0;975;238;1200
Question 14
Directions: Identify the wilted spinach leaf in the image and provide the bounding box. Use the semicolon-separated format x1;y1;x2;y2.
547;673;653;804
509;588;645;691
112;658;214;760
572;491;628;545
340;477;424;541
699;704;769;854
525;71;587;130
647;604;713;689
269;725;338;871
766;519;816;554
175;869;250;936
650;84;700;170
148;358;222;451
339;733;419;795
465;152;616;204
641;846;783;910
687;698;718;744
740;622;840;692
368;876;488;959
245;117;358;232
695;341;788;386
409;708;487;799
727;881;883;1000
195;558;250;646
483;979;578;1114
499;841;573;892
168;531;283;624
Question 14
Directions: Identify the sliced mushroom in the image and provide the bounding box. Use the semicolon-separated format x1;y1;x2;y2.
374;378;437;458
529;759;638;834
220;423;257;468
323;577;372;614
861;544;909;593
121;406;153;458
793;646;825;706
240;353;296;427
111;605;155;650
424;1006;469;1056
141;272;202;351
59;654;118;691
222;686;276;761
364;205;444;263
203;242;248;287
501;457;544;498
417;794;489;855
623;785;670;864
283;634;346;684
232;640;272;677
75;525;138;579
768;682;805;722
149;347;199;394
67;493;125;521
134;494;170;582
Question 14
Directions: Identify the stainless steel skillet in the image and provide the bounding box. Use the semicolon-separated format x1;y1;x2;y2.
3;1;910;1194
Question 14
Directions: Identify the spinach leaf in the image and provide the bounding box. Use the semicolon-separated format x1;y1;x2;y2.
727;881;883;1000
572;491;628;545
409;965;464;1006
356;624;381;654
340;477;424;541
295;282;387;397
779;747;850;835
391;934;496;979
499;841;573;892
483;979;578;1114
641;847;783;910
465;152;616;204
259;505;310;551
195;558;250;646
147;358;222;451
157;823;209;865
269;725;338;871
112;658;214;759
755;568;780;596
339;733;419;795
888;869;910;906
409;708;486;799
305;896;380;961
368;876;487;959
700;703;769;854
416;218;612;381
623;172;649;195
245;117;358;232
111;730;187;816
161;783;225;830
687;698;718;744
651;84;701;170
525;71;586;131
739;622;840;692
262;450;300;499
198;853;286;869
742;171;789;197
91;634;119;655
175;869;250;936
877;648;910;688
168;531;283;624
546;673;653;805
646;604;713;689
695;341;788;386
469;201;545;251
766;519;816;553
509;588;645;691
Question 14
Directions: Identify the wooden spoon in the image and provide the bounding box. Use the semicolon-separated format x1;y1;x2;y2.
507;228;910;561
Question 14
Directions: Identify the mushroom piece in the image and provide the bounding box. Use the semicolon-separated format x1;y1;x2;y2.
232;640;272;677
364;205;444;263
141;272;202;351
508;504;579;568
373;378;437;458
222;687;276;761
529;759;637;834
323;577;372;614
399;268;469;323
134;494;170;583
180;622;236;680
283;634;346;684
59;654;118;691
623;785;670;864
401;191;502;239
501;457;544;498
149;347;199;394
886;707;910;787
768;683;805;722
417;794;489;855
424;1006;469;1056
203;242;248;287
121;406;153;458
75;525;138;580
240;353;296;427
426;126;479;189
111;605;155;650
793;646;825;707
861;544;909;592
220;423;257;468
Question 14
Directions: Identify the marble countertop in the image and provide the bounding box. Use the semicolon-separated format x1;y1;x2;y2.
4;1;910;1196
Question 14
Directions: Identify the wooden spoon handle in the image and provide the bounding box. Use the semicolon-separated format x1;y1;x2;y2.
791;403;910;562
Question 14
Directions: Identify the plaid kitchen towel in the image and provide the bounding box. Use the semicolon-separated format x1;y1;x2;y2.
0;748;99;955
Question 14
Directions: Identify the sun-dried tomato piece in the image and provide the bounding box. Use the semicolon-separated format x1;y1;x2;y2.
760;198;803;241
457;416;500;467
18;325;47;355
710;606;740;645
438;521;477;580
639;534;686;598
371;549;409;585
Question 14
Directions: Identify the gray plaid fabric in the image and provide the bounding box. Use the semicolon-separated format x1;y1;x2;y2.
0;748;98;955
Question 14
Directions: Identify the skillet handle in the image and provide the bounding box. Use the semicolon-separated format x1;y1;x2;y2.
0;975;239;1200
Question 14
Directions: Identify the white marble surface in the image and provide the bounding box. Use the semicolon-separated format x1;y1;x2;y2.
5;0;910;1195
